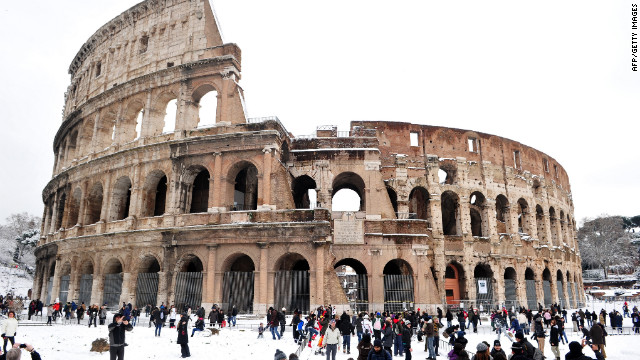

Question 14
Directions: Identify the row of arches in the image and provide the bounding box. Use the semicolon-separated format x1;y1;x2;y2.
55;84;221;173
43;161;260;234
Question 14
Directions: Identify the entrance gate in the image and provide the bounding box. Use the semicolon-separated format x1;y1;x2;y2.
59;275;70;304
384;275;414;312
543;280;552;306
174;272;203;312
136;273;159;308
222;271;255;313
525;280;537;309
79;274;93;305
103;273;123;308
568;282;575;308
274;271;309;313
338;273;369;312
475;277;493;308
504;279;517;308
557;281;566;307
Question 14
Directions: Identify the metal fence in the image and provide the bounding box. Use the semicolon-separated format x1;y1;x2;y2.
78;274;93;305
557;281;566;305
174;272;203;312
526;280;537;310
338;274;369;313
384;275;414;312
476;277;494;304
103;273;123;308
543;280;552;305
58;275;70;304
222;271;255;313
136;272;159;308
274;271;310;313
505;279;517;305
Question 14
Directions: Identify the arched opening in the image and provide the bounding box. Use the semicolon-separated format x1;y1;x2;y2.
474;264;494;308
536;205;547;243
504;267;517;308
559;210;567;245
141;171;167;217
441;191;460;236
332;172;365;212
383;259;414;312
542;268;552;306
134;109;144;140
175;255;204;312
162;98;177;133
469;191;487;237
67;130;78;164
54;193;66;231
275;253;310;313
386;187;398;218
45;265;55;304
86;183;103;224
97;110;117;149
439;161;456;185
567;270;575;307
556;269;566;307
408;186;430;220
232;163;258;211
190;169;210;213
58;262;71;304
495;194;510;233
334;258;369;312
445;262;466;305
67;187;82;227
110;176;132;221
194;85;218;128
549;207;559;246
516;198;529;234
103;258;124;308
525;268;537;309
222;254;255;313
136;255;161;308
78;260;94;306
292;175;317;209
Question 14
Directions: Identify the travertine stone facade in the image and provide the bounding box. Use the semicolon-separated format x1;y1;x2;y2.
35;0;584;315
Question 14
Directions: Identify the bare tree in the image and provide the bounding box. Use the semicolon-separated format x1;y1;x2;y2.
578;215;634;279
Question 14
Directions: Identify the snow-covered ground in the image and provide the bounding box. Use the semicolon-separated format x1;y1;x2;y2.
0;265;33;297
4;301;639;360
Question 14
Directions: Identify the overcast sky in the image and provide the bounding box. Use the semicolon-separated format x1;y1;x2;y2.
0;0;638;224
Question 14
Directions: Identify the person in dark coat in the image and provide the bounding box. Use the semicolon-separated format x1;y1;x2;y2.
588;322;606;358
108;313;133;360
367;339;392;360
446;309;454;328
177;314;190;358
490;340;506;359
357;333;373;360
514;331;535;360
339;311;354;354
381;319;394;354
401;322;413;360
565;340;605;360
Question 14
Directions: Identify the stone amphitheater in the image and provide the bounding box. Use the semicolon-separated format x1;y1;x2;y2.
34;0;585;314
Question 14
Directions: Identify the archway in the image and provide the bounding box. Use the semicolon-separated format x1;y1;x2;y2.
67;188;82;227
556;270;566;307
408;186;430;220
54;193;66;230
386;187;398;217
517;198;529;234
334;258;369;312
536;205;547;243
86;183;103;224
542;268;552;306
469;191;487;237
525;268;537;310
77;260;94;306
383;259;414;312
135;255;161;308
45;264;55;304
332;172;365;211
141;171;167;217
474;264;494;308
174;255;204;312
58;262;71;304
110;176;132;221
274;253;310;313
190;169;210;213
222;254;255;313
103;258;124;308
495;194;510;233
504;267;517;308
292;175;317;209
441;191;460;236
232;163;258;211
445;262;466;306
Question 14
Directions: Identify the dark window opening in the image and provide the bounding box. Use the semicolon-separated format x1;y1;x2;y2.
190;170;210;213
154;175;167;216
139;35;149;54
234;165;258;211
95;61;102;77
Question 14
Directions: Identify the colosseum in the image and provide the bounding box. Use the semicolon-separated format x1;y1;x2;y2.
34;0;584;315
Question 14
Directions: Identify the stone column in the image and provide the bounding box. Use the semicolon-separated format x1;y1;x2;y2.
49;192;60;233
260;146;273;210
50;258;62;303
494;263;505;306
255;242;269;315
459;195;471;237
205;244;218;306
464;263;476;307
156;271;169;307
516;266;527;308
369;249;384;313
91;275;104;306
100;172;113;222
535;279;544;309
77;182;88;226
210;152;223;210
543;214;553;246
314;241;325;309
120;272;133;304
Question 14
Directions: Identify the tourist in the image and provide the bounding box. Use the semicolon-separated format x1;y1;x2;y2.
258;322;265;339
490;340;506;359
514;331;535;360
381;318;393;354
169;306;177;328
357;333;372;360
5;342;43;360
401;321;412;360
339;311;354;354
565;340;604;360
274;349;287;360
589;322;607;358
367;339;391;360
108;313;132;360
176;314;190;358
423;317;435;360
191;317;205;337
324;319;341;360
549;318;560;360
2;311;19;354
534;317;546;351
269;308;281;340
472;342;490;360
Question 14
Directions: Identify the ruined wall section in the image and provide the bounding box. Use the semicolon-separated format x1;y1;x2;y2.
64;0;222;118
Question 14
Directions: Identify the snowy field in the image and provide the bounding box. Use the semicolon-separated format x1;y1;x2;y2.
5;301;639;360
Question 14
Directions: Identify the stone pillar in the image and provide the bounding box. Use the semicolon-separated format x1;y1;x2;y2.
494;264;505;306
465;263;476;306
120;272;133;304
459;195;471;237
141;90;154;137
156;271;169;307
211;152;223;209
77;182;88;226
91;275;104;306
205;244;218;306
535;279;544;309
369;249;384;313
543;214;553;246
485;201;499;243
255;242;269;315
100;172;113;222
50;258;62;303
68;271;79;302
516;266;527;308
260;147;273;209
49;192;60;233
314;242;325;308
129;164;142;218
